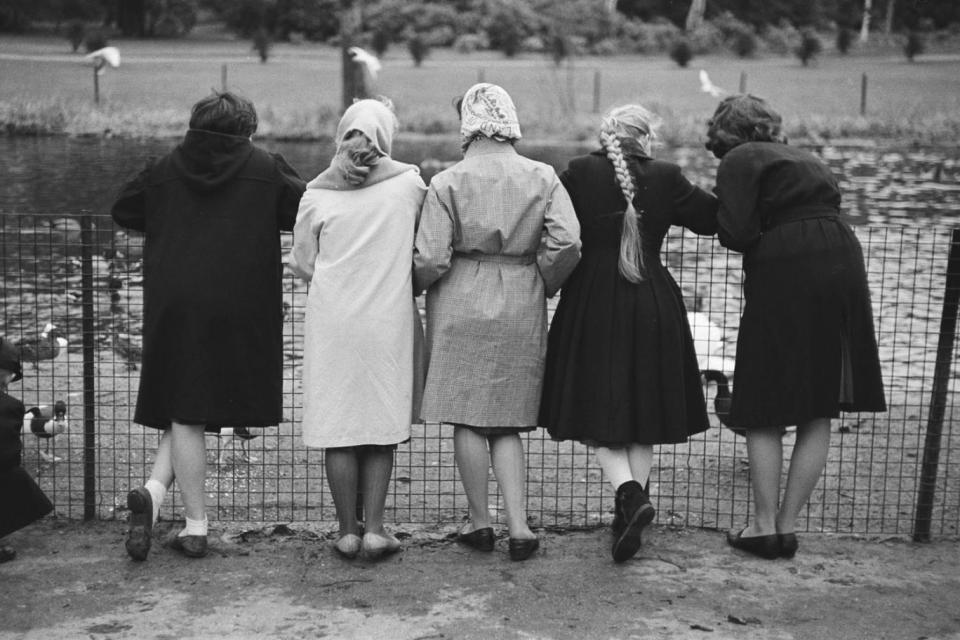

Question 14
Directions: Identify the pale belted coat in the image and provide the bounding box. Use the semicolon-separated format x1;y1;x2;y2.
414;139;581;427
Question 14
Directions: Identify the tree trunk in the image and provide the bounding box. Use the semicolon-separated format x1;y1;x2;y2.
340;0;366;112
859;0;872;43
685;0;706;32
884;0;895;34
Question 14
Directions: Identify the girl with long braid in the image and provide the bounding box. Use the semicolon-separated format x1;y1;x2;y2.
540;104;719;562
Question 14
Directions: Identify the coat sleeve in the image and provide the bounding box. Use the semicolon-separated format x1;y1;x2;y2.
413;185;456;295
272;153;307;232
716;152;763;253
670;166;719;236
286;194;322;282
538;173;582;298
111;164;151;232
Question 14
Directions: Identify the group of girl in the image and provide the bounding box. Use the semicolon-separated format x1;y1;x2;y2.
99;84;886;566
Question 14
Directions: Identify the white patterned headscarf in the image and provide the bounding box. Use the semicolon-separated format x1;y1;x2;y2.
459;83;522;151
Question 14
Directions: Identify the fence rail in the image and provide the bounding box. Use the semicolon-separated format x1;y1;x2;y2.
2;212;958;538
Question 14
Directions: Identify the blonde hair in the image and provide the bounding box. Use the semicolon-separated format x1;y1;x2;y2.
335;130;383;185
599;105;661;283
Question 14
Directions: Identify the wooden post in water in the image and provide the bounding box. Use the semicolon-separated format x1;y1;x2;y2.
860;72;868;116
739;71;747;93
913;228;960;541
221;64;228;92
92;66;100;105
79;211;97;521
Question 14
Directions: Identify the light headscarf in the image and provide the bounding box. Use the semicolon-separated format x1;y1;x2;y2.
335;98;398;156
459;83;522;151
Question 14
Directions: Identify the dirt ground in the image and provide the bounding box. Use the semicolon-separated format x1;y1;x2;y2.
1;520;958;640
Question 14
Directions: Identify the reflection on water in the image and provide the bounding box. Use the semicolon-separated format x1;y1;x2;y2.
1;136;958;228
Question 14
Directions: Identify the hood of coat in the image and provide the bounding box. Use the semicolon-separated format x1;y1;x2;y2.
170;129;256;192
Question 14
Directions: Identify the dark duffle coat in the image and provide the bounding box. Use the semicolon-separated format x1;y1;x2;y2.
0;392;54;538
715;141;886;429
539;149;719;445
111;130;305;430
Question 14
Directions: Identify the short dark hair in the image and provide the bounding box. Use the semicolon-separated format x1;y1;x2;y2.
189;91;258;137
705;94;785;159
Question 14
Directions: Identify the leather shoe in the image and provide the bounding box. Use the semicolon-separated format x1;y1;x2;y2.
508;537;540;561
170;534;208;558
612;502;656;563
778;532;798;559
457;526;495;552
726;528;779;560
362;532;401;560
125;487;153;562
334;533;362;559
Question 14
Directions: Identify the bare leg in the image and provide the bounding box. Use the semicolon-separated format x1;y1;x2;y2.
777;418;832;534
742;427;783;537
148;430;175;488
593;446;633;490
359;448;394;535
170;421;206;522
489;433;535;540
325;447;361;536
626;443;654;487
454;426;493;531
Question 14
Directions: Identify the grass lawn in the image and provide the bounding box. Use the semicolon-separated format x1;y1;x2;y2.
2;34;959;141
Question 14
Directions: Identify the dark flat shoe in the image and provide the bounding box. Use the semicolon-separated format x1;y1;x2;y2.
125;487;153;562
457;526;495;552
779;533;798;559
170;534;208;558
508;537;539;561
612;502;656;563
726;528;779;560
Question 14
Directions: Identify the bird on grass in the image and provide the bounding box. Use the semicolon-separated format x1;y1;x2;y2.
15;323;68;363
699;69;726;98
23;400;68;463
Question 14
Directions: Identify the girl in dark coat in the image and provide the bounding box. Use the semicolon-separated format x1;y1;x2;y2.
112;92;305;561
540;104;718;562
707;95;886;559
0;338;54;563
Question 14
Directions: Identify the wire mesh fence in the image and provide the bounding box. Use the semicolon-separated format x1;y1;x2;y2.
2;212;957;538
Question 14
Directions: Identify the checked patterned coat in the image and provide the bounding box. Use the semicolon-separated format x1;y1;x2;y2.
414;139;581;427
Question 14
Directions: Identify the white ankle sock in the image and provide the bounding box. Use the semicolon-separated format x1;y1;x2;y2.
180;516;208;537
144;479;167;523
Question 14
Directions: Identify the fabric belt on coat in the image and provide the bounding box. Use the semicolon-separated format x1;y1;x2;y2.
453;251;536;265
765;206;839;230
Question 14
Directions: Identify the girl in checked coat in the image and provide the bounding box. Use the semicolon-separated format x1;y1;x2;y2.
414;83;581;561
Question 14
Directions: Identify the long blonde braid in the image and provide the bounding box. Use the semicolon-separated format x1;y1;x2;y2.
600;105;658;283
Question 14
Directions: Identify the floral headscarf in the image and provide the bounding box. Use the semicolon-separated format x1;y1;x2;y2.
459;83;522;151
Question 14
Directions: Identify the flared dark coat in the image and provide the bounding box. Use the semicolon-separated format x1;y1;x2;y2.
1;392;53;538
540;150;718;445
716;142;886;429
111;130;305;430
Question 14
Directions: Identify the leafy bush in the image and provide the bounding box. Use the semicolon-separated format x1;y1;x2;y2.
453;34;488;54
616;18;681;54
371;29;390;56
904;32;925;61
669;39;693;67
84;31;108;53
795;30;822;66
761;21;800;55
685;23;724;54
732;31;757;57
252;28;271;63
407;33;429;67
154;14;186;38
65;20;86;52
836;27;854;54
591;38;620;56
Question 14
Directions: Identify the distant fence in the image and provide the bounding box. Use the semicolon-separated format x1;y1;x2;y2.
2;212;958;539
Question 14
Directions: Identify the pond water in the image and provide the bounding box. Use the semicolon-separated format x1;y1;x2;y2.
1;136;958;229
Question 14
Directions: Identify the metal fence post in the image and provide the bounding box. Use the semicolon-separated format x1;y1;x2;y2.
80;211;97;520
913;228;960;541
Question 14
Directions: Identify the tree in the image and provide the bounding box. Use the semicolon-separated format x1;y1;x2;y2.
859;0;872;43
884;0;895;33
685;0;705;31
